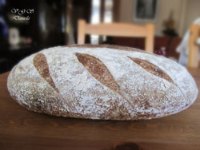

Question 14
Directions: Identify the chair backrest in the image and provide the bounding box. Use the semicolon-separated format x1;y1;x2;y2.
188;24;200;68
78;19;154;53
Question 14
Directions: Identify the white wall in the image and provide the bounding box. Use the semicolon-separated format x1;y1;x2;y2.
119;0;134;22
184;0;200;32
118;0;200;36
155;0;185;36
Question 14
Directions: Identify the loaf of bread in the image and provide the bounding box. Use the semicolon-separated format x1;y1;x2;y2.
7;45;198;120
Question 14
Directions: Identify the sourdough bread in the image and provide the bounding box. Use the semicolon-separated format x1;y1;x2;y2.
7;45;198;120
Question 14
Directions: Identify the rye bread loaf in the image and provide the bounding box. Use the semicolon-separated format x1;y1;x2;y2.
7;45;198;120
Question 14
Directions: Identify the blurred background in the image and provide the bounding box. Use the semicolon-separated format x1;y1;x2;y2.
0;0;200;73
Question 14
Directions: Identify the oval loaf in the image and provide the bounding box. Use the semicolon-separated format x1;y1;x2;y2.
7;45;198;120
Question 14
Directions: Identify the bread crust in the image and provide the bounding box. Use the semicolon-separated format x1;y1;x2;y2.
7;45;199;120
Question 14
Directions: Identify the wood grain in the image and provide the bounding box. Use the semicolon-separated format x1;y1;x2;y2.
188;24;200;68
0;69;200;150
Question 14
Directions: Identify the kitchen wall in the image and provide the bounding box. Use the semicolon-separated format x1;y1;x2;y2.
118;0;200;36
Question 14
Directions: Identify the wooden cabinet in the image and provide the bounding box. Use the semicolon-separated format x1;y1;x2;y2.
109;36;181;58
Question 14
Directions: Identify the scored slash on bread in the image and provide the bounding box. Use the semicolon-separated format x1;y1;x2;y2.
76;53;135;108
129;57;173;83
33;53;59;92
76;53;120;93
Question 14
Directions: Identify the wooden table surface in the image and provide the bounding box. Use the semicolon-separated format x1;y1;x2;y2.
0;69;200;150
